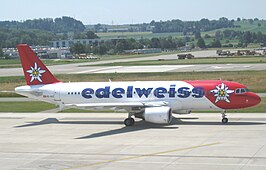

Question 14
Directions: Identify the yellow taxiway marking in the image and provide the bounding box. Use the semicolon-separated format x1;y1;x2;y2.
64;142;220;170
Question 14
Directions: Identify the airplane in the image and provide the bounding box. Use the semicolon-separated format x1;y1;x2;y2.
15;44;261;126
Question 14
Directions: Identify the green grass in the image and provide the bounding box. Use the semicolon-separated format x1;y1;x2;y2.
0;92;23;97
0;59;94;68
96;32;184;39
0;51;179;68
203;21;266;35
58;71;266;93
0;101;56;112
89;56;266;66
1;71;266;94
97;21;266;40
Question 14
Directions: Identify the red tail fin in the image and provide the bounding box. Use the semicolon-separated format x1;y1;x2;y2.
17;44;61;85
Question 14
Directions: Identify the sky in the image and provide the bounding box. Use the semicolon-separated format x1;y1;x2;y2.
1;0;266;25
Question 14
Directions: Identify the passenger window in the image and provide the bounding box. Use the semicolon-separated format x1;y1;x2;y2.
235;89;240;94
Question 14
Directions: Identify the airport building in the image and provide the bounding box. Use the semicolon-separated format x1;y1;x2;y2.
51;39;104;48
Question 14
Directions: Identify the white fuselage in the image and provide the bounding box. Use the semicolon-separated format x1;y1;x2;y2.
15;81;220;112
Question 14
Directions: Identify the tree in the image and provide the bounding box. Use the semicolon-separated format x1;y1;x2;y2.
115;40;127;53
197;38;206;48
194;30;201;39
0;48;3;58
209;39;221;48
204;34;211;38
237;18;241;22
86;31;99;39
70;43;86;54
150;38;161;48
215;31;222;40
248;19;254;24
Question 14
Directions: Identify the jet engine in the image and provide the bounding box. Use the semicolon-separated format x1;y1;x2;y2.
172;110;191;114
136;106;172;124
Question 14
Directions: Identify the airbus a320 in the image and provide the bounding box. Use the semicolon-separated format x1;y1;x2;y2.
15;44;261;126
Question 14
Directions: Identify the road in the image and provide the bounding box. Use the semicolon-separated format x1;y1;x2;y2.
0;112;266;170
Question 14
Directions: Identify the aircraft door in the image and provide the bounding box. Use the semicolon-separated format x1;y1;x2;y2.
54;89;61;101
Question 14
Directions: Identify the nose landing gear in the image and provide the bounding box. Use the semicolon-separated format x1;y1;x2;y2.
221;110;228;124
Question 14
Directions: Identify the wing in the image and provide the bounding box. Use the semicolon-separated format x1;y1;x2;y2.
64;101;169;112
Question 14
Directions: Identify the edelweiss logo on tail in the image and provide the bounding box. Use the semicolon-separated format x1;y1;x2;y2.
211;83;234;103
26;62;46;82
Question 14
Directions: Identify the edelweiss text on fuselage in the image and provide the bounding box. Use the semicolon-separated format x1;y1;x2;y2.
82;85;205;99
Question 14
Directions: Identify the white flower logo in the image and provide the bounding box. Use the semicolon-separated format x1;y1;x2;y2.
26;62;46;82
211;83;234;103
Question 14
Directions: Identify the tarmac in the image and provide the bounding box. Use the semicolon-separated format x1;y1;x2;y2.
0;49;265;77
1;112;266;170
0;63;266;77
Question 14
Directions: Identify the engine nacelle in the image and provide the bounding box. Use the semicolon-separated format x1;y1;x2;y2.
142;106;172;124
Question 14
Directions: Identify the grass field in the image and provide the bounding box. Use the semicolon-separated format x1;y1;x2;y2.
0;52;177;68
0;101;56;112
1;71;266;95
96;21;266;40
0;59;94;68
0;97;265;113
90;56;266;66
203;20;266;36
96;31;184;39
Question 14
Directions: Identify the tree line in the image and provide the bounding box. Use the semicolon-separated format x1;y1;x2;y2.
0;29;63;48
0;16;85;33
204;30;266;48
149;17;236;33
70;36;192;55
70;30;266;55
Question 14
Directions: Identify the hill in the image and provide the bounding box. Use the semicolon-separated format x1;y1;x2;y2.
0;16;85;33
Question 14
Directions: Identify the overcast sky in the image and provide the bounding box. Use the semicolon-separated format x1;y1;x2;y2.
1;0;266;24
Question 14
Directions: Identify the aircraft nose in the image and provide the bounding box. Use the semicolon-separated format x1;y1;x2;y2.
247;93;261;107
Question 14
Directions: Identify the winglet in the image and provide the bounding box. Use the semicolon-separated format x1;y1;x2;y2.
17;44;61;85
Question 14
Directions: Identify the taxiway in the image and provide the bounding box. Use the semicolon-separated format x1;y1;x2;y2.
0;112;266;170
0;63;265;77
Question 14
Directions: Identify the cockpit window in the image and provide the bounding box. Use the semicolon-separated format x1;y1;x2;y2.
235;88;249;94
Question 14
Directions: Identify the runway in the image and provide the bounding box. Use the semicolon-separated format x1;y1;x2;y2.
0;63;266;77
1;112;266;170
0;49;265;77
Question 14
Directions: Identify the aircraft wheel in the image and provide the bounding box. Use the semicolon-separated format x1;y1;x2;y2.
124;118;135;126
222;118;228;124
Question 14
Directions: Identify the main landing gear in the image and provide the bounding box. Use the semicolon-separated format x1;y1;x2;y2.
124;113;135;126
221;110;228;124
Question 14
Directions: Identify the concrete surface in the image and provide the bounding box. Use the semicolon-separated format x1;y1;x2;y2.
0;63;266;77
0;112;266;170
0;49;265;77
